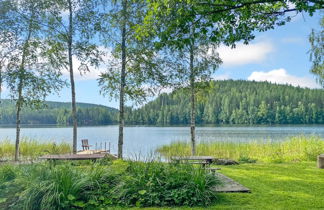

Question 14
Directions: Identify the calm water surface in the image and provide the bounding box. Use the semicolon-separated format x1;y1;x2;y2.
0;125;323;158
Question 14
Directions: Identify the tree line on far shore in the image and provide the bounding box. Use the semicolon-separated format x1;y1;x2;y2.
0;100;118;125
127;80;324;125
1;80;324;126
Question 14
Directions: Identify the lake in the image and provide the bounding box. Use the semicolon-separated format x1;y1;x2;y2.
0;125;324;158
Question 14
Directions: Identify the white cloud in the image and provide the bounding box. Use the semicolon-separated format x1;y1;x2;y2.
0;85;6;93
217;41;274;67
212;74;230;80
281;37;304;44
62;47;113;81
61;57;103;81
247;68;320;89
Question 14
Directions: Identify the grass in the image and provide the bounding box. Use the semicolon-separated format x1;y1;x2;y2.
157;136;324;163
156;162;324;210
0;138;72;160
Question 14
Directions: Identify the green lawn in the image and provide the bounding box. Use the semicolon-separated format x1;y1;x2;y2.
1;162;323;209
212;162;324;210
143;162;324;210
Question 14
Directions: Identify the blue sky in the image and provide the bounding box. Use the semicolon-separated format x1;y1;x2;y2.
2;11;322;109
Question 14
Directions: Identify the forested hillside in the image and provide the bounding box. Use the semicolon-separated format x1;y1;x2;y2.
0;100;118;125
126;80;324;125
1;80;324;126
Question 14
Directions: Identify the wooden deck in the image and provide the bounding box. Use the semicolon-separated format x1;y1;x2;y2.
213;173;251;193
39;153;115;160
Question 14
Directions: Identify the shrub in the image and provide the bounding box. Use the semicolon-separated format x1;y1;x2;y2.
2;160;220;209
110;161;219;207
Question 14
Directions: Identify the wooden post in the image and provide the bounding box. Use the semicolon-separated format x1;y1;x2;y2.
318;154;324;169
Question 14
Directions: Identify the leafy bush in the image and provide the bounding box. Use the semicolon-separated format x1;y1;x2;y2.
110;161;219;207
1;160;219;209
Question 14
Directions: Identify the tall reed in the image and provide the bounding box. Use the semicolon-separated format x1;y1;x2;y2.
0;138;71;160
157;136;324;163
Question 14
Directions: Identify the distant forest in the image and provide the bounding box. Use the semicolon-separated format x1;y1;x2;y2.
0;100;118;125
126;80;324;125
1;80;324;125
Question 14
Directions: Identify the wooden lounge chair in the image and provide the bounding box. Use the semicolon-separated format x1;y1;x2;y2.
81;139;92;151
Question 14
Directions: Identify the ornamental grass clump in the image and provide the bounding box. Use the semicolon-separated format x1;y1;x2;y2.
0;164;16;183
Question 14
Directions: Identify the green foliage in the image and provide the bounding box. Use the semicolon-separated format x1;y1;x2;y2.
0;165;16;183
0;160;220;209
157;136;324;163
127;80;324;125
0;99;118;125
111;161;219;207
20;164;90;210
309;15;324;87
98;0;167;104
0;0;65;108
139;0;322;49
0;138;71;160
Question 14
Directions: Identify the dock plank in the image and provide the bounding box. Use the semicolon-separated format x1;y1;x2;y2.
39;154;108;160
213;173;251;193
171;156;215;160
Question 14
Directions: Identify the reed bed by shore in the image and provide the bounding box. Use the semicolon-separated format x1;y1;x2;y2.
0;138;71;160
157;136;324;163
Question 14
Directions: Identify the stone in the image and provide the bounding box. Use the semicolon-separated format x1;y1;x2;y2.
317;154;324;169
213;158;239;165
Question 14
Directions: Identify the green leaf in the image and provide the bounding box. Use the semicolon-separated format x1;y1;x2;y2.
135;201;141;207
138;190;147;195
0;198;7;204
73;201;85;207
67;194;75;201
88;199;97;205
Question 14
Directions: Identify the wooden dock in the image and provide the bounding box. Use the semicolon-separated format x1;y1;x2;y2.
39;153;117;161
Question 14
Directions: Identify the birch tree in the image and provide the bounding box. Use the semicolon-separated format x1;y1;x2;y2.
309;15;324;87
0;0;65;161
98;0;167;159
45;0;102;153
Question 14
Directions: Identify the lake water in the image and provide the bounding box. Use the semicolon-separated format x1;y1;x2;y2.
0;125;324;158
